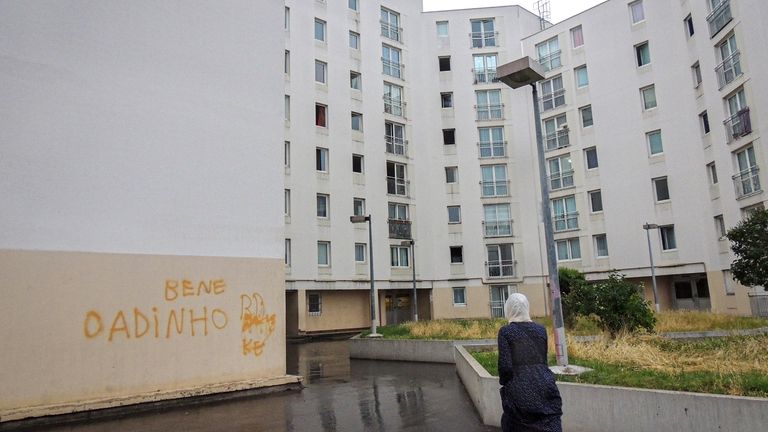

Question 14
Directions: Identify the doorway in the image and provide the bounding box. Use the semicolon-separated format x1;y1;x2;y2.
673;276;711;311
385;290;413;325
490;285;515;318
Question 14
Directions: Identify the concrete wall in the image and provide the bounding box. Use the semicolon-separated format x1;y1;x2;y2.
349;338;496;363
0;0;289;421
302;290;370;334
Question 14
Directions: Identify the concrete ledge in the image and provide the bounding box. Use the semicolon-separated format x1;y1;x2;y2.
349;337;495;363
455;344;768;432
573;326;768;343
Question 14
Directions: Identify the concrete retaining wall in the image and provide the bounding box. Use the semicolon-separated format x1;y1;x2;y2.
455;344;768;432
348;338;495;363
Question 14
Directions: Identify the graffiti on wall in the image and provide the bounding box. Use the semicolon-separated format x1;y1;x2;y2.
83;279;276;358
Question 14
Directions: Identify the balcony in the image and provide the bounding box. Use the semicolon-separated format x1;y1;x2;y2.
387;176;409;197
549;170;575;191
475;104;504;121
383;96;405;117
470;31;498;48
554;212;579;232
540;89;566;112
380;21;402;42
382;58;403;79
473;69;498;84
545;129;570;151
733;167;762;199
481;180;509;197
388;219;412;239
483;219;513;237
723;107;752;142
478;141;507;158
486;260;515;278
715;51;742;89
707;0;732;38
385;135;408;156
538;51;562;72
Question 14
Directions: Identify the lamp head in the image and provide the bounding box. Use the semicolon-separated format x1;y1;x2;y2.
497;57;546;89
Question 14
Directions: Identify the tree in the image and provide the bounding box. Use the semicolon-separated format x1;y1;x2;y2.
558;267;586;329
726;208;768;288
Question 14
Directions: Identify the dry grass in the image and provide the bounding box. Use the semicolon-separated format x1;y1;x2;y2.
401;318;506;340
654;310;768;333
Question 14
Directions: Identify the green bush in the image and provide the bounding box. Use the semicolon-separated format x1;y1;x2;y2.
558;267;587;329
726;208;768;288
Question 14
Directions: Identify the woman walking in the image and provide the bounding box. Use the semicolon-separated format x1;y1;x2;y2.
497;293;562;432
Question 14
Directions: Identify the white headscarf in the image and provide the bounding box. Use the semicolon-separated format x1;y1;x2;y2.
504;293;532;323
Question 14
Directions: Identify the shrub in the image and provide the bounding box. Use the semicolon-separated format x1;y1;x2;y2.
726;208;768;288
559;267;587;329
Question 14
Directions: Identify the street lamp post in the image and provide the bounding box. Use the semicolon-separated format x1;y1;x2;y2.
401;240;418;322
498;57;568;367
351;215;381;337
643;223;661;313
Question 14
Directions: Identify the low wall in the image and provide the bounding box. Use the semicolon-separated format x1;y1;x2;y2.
455;344;768;432
348;337;495;363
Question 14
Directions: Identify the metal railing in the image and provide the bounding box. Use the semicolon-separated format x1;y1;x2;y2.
538;50;562;72
549;170;575;191
385;135;408;156
540;88;566;112
383;96;405;117
707;0;732;37
483;219;513;237
475;104;504;121
388;219;412;239
715;51;742;89
473;69;498;84
723;107;751;142
478;141;507;158
486;260;515;278
481;180;510;197
387;176;410;196
380;21;402;42
545;129;570;151
553;212;579;232
750;293;768;317
381;58;403;79
470;31;498;48
733;167;761;198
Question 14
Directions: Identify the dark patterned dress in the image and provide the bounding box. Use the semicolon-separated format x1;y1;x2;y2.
498;322;562;432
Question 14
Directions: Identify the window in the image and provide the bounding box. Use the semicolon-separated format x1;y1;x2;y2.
660;226;677;251
700;111;710;134
352;154;364;173
635;42;650;67
473;54;498;84
714;215;726;239
350;71;361;90
381;8;401;42
353;198;366;216
348;0;358;12
734;146;760;197
552;196;578;231
386;161;408;196
453;287;466;306
594;234;609;257
285;7;290;31
641;85;657;110
589;190;603;213
351;112;363;131
308;293;322;315
284;189;290;216
575;65;589;87
315;60;327;83
726;88;749;140
585;147;599;170
439;56;451;72
382;45;402;79
441;92;453;108
385;121;406;155
479;127;506;158
692;62;702;87
316;194;329;218
284;141;290;167
476;89;502;120
443;128;456;145
390;245;410;267
540;76;565;111
580;105;593;127
317;242;331;266
717;34;741;89
484;204;512;237
355;243;367;262
487;244;514;277
707;162;718;184
548;154;574;190
537;37;561;71
481;165;508;197
629;0;645;24
314;19;326;42
647;130;663;155
285;95;290;121
684;14;694;36
384;82;404;116
315;104;327;127
349;31;360;49
450;246;464;263
544;114;569;151
653;177;670;202
470;18;496;48
316;147;329;172
285;50;290;75
571;26;584;48
556;238;581;261
448;206;461;224
388;202;409;221
285;239;291;266
437;21;449;37
445;166;458;183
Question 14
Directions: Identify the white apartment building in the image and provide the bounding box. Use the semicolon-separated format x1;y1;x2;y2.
284;0;767;336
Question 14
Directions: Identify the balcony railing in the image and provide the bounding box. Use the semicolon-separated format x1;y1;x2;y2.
470;31;498;48
481;180;509;197
733;167;761;199
473;69;498;84
486;260;515;278
707;0;732;38
540;89;566;112
475;104;504;121
483;219;513;237
387;176;409;196
545;129;570;151
385;135;408;156
383;96;405;117
380;21;402;42
549;170;575;191
538;51;562;72
382;58;403;79
478;141;507;158
715;51;742;89
724;107;752;142
388;219;412;239
554;212;579;232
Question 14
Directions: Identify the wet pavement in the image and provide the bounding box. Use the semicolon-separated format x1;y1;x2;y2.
28;341;498;431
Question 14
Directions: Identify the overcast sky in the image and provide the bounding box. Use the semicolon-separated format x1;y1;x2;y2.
422;0;607;23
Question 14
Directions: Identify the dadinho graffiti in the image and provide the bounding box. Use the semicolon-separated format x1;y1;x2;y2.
83;279;276;357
